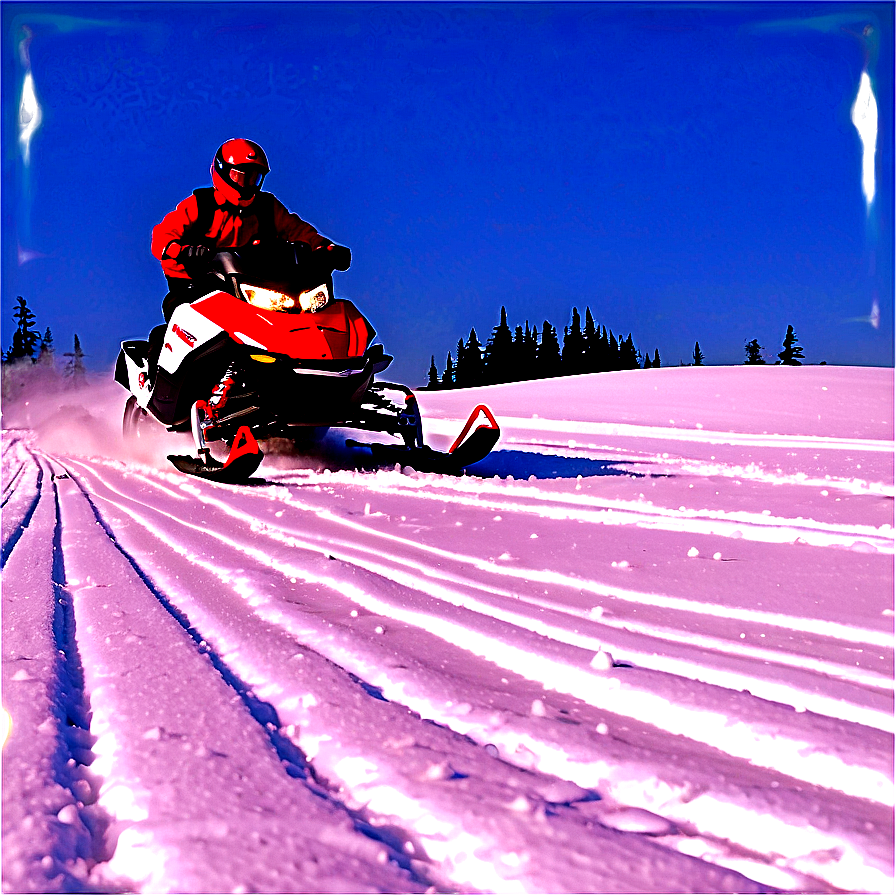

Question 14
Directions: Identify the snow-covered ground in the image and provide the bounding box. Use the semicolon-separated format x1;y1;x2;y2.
2;365;893;894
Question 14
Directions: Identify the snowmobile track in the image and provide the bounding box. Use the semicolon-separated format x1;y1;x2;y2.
5;365;893;893
48;454;436;892
43;455;784;894
45;453;893;892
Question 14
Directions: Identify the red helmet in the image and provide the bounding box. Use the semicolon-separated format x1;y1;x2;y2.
211;138;269;205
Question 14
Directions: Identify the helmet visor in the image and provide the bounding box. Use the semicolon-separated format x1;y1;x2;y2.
228;165;266;190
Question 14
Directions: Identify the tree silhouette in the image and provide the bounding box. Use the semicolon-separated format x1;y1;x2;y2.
583;307;598;372
452;338;465;385
777;325;804;365
523;323;539;378
429;303;666;388
484;306;514;384
441;351;455;388
693;341;705;366
426;355;439;389
456;328;484;386
37;328;55;367
619;334;639;369
6;296;40;362
561;307;585;375
537;321;562;378
64;334;87;385
744;338;766;365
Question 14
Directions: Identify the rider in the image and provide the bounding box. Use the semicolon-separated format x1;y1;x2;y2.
151;137;350;320
148;138;350;423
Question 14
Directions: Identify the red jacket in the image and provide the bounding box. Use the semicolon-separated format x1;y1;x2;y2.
151;189;331;279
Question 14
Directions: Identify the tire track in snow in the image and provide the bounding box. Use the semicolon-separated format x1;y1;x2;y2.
101;459;894;657
301;468;894;553
264;470;893;643
59;458;896;892
454;414;896;453
49;456;775;894
1;437;44;567
45;455;429;894
1;453;120;892
1;462;26;505
61;460;894;811
136;462;893;727
244;507;894;730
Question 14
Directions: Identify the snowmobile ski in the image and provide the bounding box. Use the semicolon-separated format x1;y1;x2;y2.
167;425;263;482
348;404;500;472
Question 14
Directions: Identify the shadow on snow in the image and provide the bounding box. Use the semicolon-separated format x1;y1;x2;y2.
462;449;647;481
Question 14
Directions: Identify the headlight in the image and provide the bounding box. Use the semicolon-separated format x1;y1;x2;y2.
243;284;296;312
242;282;330;312
297;283;330;312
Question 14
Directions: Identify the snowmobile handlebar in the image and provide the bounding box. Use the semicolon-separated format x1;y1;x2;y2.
202;240;350;301
210;240;350;278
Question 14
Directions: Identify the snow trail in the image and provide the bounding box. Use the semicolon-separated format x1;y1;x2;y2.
3;366;893;893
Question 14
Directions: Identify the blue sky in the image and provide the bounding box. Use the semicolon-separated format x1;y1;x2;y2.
3;2;893;385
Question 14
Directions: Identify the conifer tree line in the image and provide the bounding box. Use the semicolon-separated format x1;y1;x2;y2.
743;324;806;366
425;305;701;389
2;295;87;384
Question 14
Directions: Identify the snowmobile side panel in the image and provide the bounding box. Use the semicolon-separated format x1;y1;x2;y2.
149;332;233;426
116;342;153;409
159;302;228;376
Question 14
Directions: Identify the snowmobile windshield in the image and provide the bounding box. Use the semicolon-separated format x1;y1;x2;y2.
212;243;335;311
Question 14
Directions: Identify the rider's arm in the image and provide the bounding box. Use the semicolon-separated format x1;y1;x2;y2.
269;197;332;250
151;195;202;279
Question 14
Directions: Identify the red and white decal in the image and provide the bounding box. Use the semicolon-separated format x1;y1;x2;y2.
172;323;196;347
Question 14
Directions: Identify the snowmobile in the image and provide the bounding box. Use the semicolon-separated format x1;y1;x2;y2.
115;241;500;482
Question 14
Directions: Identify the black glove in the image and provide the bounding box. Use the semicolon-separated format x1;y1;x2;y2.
321;243;351;271
179;244;211;275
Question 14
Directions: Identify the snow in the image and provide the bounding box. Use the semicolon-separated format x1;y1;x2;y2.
2;365;893;893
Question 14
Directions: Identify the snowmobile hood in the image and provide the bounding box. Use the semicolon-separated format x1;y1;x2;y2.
191;292;375;361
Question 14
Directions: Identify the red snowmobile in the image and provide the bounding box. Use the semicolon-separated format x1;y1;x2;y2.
115;241;499;482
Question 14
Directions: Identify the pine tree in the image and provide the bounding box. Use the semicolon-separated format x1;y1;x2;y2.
484;306;514;385
643;354;652;369
653;349;661;369
457;328;484;387
619;334;640;369
523;322;539;379
6;296;40;362
561;307;585;375
442;352;455;388
537;321;562;378
693;341;705;366
453;338;466;387
426;355;439;389
593;326;610;372
64;334;87;385
509;325;526;382
606;329;620;371
469;327;485;385
37;327;55;367
744;338;766;365
777;325;804;366
582;307;599;372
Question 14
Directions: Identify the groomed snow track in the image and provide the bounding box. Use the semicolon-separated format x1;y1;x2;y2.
3;366;893;893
